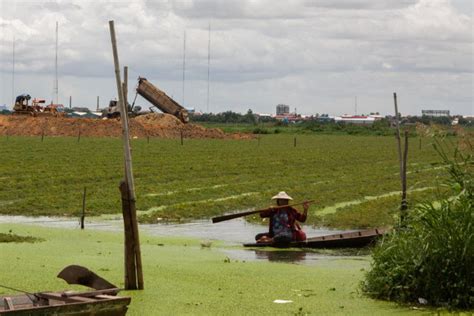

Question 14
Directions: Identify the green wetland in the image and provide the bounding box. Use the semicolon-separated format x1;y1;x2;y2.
0;134;447;228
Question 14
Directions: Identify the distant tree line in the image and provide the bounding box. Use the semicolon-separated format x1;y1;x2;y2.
190;110;276;124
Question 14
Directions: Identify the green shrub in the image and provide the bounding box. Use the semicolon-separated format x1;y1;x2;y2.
252;127;269;134
362;138;473;309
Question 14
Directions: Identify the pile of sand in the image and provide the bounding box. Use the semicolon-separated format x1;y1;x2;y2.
0;113;253;140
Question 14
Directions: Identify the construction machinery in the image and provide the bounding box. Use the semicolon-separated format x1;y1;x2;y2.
104;77;189;123
136;77;189;123
13;94;63;116
103;100;141;119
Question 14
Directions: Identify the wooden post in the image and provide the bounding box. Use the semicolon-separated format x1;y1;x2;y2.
119;181;137;289
69;96;72;109
180;130;184;145
294;136;296;147
109;20;143;290
401;131;409;223
393;93;406;227
419;138;421;150
80;187;86;230
96;96;100;111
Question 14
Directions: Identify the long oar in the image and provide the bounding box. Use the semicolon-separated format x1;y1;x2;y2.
212;200;315;223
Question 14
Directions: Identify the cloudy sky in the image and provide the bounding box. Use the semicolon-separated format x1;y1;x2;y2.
0;0;472;115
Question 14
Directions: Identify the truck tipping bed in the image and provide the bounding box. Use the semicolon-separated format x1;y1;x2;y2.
136;77;189;123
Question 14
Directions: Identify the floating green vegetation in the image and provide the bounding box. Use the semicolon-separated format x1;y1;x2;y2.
0;231;43;243
0;134;447;228
0;223;426;315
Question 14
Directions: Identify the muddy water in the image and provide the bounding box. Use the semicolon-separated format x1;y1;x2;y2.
0;216;362;265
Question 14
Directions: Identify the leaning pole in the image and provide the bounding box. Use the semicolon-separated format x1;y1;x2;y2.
109;20;144;290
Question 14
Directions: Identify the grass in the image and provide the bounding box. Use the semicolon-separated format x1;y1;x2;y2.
0;134;448;228
0;223;429;315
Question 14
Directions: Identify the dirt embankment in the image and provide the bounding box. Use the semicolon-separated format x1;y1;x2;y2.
0;114;253;139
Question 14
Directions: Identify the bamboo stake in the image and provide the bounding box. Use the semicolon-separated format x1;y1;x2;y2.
109;20;143;290
80;187;86;230
401;131;409;223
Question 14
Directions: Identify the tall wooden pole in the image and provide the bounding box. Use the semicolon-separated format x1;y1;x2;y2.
393;93;403;186
393;92;406;226
109;20;143;290
96;96;100;111
123;66;128;109
401;131;409;223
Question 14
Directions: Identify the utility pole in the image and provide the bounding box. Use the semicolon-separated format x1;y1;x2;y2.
355;96;357;115
109;20;143;290
12;36;15;106
97;96;100;111
55;21;59;105
182;29;186;106
207;22;211;113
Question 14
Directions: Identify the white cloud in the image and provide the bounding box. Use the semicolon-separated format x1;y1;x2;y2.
0;0;472;115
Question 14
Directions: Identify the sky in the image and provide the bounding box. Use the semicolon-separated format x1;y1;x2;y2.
0;0;472;116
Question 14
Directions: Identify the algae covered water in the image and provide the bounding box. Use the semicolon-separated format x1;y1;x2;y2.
0;215;355;264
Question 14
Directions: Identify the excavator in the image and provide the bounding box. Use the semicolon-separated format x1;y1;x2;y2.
104;77;189;123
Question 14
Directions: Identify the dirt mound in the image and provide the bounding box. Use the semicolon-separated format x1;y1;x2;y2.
0;114;253;140
134;113;182;129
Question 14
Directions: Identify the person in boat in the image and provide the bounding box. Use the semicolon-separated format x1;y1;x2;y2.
255;191;309;244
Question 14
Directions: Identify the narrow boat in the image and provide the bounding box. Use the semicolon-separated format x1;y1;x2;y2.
243;228;388;248
0;288;130;315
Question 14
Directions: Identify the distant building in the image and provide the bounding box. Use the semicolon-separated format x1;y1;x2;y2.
422;110;450;117
72;107;90;112
276;104;290;115
334;115;381;125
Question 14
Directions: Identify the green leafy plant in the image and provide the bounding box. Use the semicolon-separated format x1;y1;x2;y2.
363;136;473;309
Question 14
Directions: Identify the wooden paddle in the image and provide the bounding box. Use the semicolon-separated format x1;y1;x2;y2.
212;200;315;223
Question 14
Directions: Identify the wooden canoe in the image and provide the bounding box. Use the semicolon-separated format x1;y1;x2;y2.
243;228;389;248
0;288;130;315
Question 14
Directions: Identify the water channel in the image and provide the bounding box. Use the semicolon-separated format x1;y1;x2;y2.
0;215;366;265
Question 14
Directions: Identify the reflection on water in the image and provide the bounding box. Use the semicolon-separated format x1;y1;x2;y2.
254;250;307;263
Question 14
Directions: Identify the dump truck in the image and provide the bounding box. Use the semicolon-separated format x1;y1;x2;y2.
136;77;189;123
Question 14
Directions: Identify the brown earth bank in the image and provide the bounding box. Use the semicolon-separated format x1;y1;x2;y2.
0;113;253;139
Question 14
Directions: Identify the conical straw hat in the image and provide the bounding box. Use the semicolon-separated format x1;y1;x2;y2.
271;191;293;200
